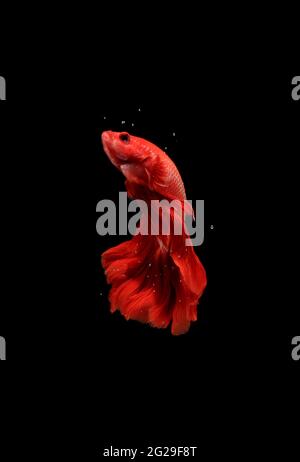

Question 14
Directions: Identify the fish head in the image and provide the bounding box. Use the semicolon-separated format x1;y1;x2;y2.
101;130;156;186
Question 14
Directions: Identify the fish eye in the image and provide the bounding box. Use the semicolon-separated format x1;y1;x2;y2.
119;133;130;143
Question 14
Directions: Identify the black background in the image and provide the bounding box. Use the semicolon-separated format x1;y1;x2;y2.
0;38;299;458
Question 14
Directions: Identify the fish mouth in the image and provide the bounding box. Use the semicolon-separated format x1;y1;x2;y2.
101;131;128;167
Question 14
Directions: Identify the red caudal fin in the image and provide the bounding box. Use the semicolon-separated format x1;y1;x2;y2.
101;226;207;335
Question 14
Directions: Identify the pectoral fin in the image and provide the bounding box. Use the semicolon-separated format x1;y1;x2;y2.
120;163;149;185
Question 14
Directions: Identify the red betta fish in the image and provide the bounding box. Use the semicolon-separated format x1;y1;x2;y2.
101;131;207;335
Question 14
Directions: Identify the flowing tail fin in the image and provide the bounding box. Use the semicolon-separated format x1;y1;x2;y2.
101;199;207;335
